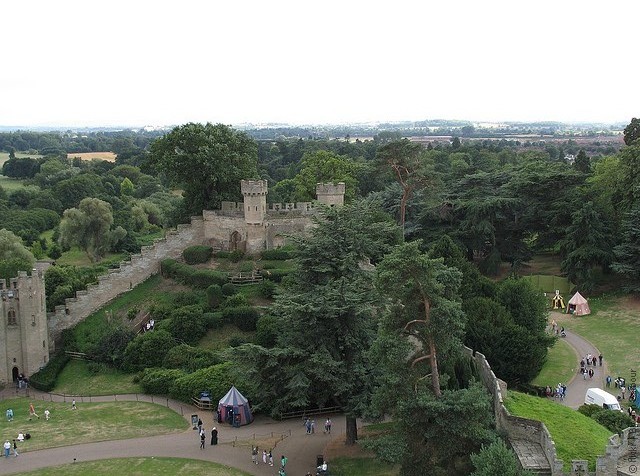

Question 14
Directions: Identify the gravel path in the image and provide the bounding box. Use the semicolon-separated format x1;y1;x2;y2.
0;388;343;475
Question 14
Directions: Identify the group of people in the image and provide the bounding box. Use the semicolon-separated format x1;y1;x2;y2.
142;319;155;332
3;440;18;458
250;446;276;467
195;418;219;449
304;417;332;435
545;383;567;399
579;353;603;379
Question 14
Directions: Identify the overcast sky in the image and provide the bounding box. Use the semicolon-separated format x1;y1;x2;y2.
2;1;637;128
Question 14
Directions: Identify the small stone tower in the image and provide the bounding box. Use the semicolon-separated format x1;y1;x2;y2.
0;266;50;385
316;182;346;207
241;179;268;225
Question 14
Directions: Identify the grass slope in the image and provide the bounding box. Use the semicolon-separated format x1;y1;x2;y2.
12;457;251;476
531;338;577;388
504;391;612;470
54;360;142;395
0;398;187;452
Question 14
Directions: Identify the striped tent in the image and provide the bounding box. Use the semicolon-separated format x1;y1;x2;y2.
217;386;253;427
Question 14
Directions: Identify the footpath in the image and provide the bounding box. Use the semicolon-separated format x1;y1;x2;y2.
0;387;342;476
548;311;610;409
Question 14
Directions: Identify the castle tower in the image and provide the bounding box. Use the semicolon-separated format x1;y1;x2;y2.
241;179;268;225
316;182;346;207
0;267;50;385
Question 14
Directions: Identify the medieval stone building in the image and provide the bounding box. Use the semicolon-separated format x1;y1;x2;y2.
0;266;50;386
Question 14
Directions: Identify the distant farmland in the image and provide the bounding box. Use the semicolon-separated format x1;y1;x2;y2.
67;151;117;162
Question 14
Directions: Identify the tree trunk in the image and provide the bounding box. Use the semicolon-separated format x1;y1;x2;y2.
345;415;358;445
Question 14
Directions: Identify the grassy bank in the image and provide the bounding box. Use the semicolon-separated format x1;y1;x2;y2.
531;338;577;387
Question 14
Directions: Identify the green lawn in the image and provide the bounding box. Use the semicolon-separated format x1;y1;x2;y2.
531;338;577;387
10;457;251;476
552;294;640;380
0;398;187;452
504;391;612;470
54;360;142;396
0;175;29;191
55;248;128;267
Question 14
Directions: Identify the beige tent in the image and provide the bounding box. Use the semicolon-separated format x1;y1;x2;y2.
567;292;590;316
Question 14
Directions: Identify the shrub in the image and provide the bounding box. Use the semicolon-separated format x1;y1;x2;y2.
163;344;221;372
172;290;206;308
261;268;292;283
203;312;224;329
229;250;244;262
167;305;207;344
221;282;237;296
123;330;177;372
261;248;293;260
140;368;186;395
222;306;260;331
29;353;71;392
182;245;213;264
160;259;228;288
148;302;175;321
214;251;230;259
127;307;139;320
92;326;135;369
169;362;234;403
228;335;250;347
255;314;279;347
206;284;223;309
222;293;248;309
258;279;276;299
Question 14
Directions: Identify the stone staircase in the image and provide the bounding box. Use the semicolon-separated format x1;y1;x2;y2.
510;439;552;476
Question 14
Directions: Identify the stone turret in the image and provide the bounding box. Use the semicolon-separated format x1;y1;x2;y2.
241;180;268;224
316;182;345;207
0;266;50;385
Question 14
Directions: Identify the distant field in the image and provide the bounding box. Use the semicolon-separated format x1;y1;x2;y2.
67;151;117;161
0;151;43;166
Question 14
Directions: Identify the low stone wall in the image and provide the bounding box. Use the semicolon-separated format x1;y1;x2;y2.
463;346;564;475
47;217;205;346
597;427;639;475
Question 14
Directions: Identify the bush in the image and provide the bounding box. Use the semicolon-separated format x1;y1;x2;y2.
29;353;71;392
206;284;223;309
222;293;248;309
229;250;244;262
222;306;260;331
228;335;250;347
258;279;276;299
203;312;224;329
578;404;635;434
221;282;237;296
261;268;292;283
167;305;207;344
148;303;175;321
261;248;293;260
123;330;177;372
140;368;186;395
169;362;234;403
182;245;213;264
255;314;279;347
172;290;206;308
163;344;221;372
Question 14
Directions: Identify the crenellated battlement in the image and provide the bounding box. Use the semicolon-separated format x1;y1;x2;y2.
241;179;268;196
316;182;346;206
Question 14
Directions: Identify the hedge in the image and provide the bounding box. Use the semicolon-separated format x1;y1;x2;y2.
261;248;293;260
140;368;186;395
160;259;228;288
222;306;260;331
182;245;213;265
29;353;71;392
169;362;234;403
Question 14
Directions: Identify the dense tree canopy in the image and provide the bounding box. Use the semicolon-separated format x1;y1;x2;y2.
147;123;258;214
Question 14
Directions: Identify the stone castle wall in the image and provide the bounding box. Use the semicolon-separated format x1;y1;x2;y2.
47;217;205;345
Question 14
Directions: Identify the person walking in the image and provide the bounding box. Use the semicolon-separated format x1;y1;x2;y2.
44;409;50;421
6;409;13;422
28;403;39;420
12;440;18;457
72;400;77;410
211;427;218;446
251;446;258;464
269;449;274;466
280;454;288;469
311;419;316;434
200;429;206;449
3;441;10;458
598;354;603;366
326;418;332;434
262;449;267;464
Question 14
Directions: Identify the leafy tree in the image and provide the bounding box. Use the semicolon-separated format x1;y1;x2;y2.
292;150;361;201
92;326;135;368
2;157;39;178
375;240;465;397
624;117;640;146
560;201;614;291
0;229;35;280
123;330;177;371
120;177;134;196
148;123;258;215
470;439;525;476
58;197;127;261
167;305;207;344
376;139;437;237
234;201;399;444
612;201;640;292
574;149;591;174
